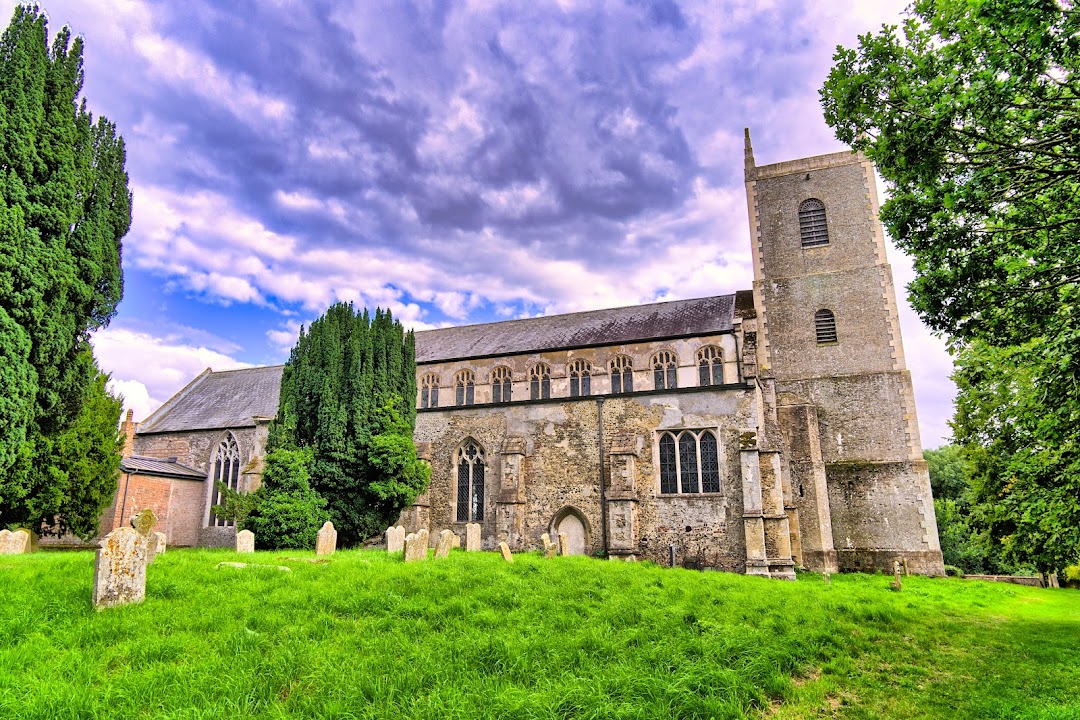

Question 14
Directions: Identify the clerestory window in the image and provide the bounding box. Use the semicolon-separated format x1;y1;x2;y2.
697;346;724;386
530;363;551;400
455;369;475;406
658;430;721;494
799;198;829;247
491;366;512;404
610;355;634;394
815;309;838;344
420;372;440;409
455;441;485;522
568;359;592;397
652;351;678;390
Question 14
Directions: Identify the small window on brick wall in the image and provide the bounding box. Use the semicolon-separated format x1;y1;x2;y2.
815;309;838;344
799;198;829;247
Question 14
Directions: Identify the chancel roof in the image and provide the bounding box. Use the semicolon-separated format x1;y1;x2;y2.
120;455;206;480
138;365;284;434
415;294;737;363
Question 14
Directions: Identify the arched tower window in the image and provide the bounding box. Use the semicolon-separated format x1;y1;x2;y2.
209;434;241;527
455;369;475;406
815;309;838;344
799;198;829;247
568;359;591;397
491;366;512;404
420;372;440;409
658;430;720;494
652;351;678;390
697;346;724;386
610;355;634;394
530;363;551;400
455;441;485;522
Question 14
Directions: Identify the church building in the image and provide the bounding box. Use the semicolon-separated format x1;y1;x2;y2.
105;136;945;577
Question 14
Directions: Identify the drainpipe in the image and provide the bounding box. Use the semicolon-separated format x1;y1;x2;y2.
597;397;608;557
119;472;132;528
734;331;743;385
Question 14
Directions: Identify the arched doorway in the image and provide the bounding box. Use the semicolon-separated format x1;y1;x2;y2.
551;507;590;555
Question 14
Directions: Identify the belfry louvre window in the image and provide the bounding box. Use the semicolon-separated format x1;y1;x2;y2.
652;351;677;390
455;441;485;522
568;359;591;397
530;363;551;400
491;366;512;403
209;434;241;527
420;372;440;408
815;309;838;344
799;198;829;247
697;346;723;386
658;430;721;494
610;355;634;394
455;369;475;406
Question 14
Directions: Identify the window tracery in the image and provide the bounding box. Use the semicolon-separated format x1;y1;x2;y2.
568;359;591;397
652;351;678;390
609;355;634;394
420;372;440;408
455;441;485;522
491;366;512;404
658;430;720;494
455;369;475;406
209;434;241;527
530;363;551;400
696;346;724;386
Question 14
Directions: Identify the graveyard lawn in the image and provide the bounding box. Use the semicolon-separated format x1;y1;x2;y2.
1;551;1077;719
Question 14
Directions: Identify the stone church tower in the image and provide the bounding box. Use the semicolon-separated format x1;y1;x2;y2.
744;130;943;575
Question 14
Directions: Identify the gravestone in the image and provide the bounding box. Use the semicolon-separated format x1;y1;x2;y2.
386;525;406;553
154;532;167;555
451;534;461;550
217;562;290;572
0;529;31;554
315;521;337;555
541;533;557;559
404;528;429;562
92;510;157;609
499;541;513;562
465;523;481;551
236;529;255;553
558;532;569;556
134;510;159;565
434;529;456;558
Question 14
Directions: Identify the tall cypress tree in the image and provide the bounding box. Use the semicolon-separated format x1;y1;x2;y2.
269;302;429;546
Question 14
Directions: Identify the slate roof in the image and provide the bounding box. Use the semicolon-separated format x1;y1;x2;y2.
415;294;737;363
138;365;284;434
120;455;206;480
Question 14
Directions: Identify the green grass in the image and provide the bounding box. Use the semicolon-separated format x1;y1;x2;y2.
1;549;1077;719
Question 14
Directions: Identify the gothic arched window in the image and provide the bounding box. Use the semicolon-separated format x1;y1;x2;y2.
568;359;591;397
455;441;485;522
799;198;829;247
658;430;720;494
420;372;440;409
530;363;551;400
610;355;634;394
209;434;241;527
697;346;724;386
455;369;475;406
815;309;838;344
491;366;512;404
652;351;677;390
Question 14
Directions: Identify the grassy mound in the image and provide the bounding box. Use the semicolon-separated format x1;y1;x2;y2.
0;549;1077;719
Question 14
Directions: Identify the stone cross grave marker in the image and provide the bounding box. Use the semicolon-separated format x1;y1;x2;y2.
0;529;31;554
541;533;557;559
386;525;406;553
499;541;513;562
315;521;337;555
404;528;429;562
236;529;255;553
92;509;157;609
465;522;481;551
558;532;569;556
434;529;456;558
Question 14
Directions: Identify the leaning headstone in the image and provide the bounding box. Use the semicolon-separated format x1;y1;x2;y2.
541;533;557;559
558;532;569;556
217;562;290;572
386;525;406;553
889;561;903;592
236;529;255;554
315;521;337;556
465;522;481;551
499;541;513;562
0;529;31;555
131;510;159;565
451;534;461;550
404;528;429;562
435;529;456;558
93;525;154;609
154;532;167;555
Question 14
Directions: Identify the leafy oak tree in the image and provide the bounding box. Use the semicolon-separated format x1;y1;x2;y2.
821;0;1079;572
0;5;131;532
267;303;429;547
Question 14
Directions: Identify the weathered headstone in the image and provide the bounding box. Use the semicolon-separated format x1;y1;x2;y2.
465;522;481;551
217;562;290;572
889;561;903;591
315;521;337;556
0;529;31;555
93;526;154;609
386;525;406;553
236;529;255;554
154;532;167;555
404;528;429;562
451;534;461;550
499;541;513;562
823;571;831;585
558;532;569;556
133;510;159;565
434;529;456;558
541;533;557;559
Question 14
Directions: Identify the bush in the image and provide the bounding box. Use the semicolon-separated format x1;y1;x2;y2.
241;448;330;550
944;565;964;577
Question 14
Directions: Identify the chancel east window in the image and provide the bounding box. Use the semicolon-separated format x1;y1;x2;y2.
697;346;724;386
799;198;829;247
491;366;512;404
455;441;485;522
530;363;551;400
652;351;678;390
420;372;440;409
658;430;721;494
455;369;475;406
610;355;634;394
568;359;592;397
209;434;241;527
815;309;838;344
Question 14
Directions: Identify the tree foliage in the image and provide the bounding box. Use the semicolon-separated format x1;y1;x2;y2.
822;0;1080;572
268;303;428;547
0;5;130;473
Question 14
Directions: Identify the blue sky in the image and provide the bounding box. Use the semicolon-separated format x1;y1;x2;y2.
12;0;956;447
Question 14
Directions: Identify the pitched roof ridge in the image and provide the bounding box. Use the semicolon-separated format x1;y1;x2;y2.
138;368;213;432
